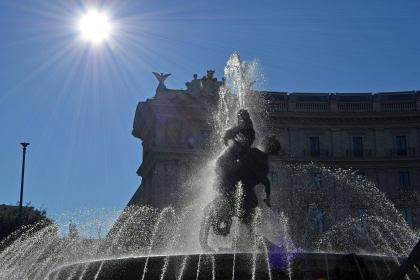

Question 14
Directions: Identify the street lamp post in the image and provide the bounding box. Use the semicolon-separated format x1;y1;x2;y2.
17;142;30;227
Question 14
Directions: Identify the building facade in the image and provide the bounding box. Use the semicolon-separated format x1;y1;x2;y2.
129;71;420;237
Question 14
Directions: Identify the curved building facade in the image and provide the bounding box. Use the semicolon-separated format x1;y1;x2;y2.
130;71;420;235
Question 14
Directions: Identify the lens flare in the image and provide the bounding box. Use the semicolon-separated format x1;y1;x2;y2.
78;10;112;44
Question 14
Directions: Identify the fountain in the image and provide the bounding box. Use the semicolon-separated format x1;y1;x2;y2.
1;53;419;280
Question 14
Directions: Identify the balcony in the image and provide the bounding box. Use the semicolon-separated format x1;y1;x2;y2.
295;102;329;112
337;102;373;112
389;148;417;158
267;102;288;112
303;149;330;158
398;185;415;192
380;102;416;112
345;149;373;159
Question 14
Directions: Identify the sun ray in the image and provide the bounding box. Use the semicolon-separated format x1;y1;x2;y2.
0;40;82;105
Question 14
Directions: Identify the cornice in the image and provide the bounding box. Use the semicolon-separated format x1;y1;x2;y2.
271;158;420;168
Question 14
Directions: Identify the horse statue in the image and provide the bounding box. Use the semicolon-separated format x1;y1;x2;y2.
199;109;281;251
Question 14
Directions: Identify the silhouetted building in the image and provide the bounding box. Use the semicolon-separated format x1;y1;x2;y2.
129;71;420;233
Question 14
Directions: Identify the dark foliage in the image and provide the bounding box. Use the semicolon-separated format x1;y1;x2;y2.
0;204;52;242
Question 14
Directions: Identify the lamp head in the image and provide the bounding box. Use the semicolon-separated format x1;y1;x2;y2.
20;142;30;148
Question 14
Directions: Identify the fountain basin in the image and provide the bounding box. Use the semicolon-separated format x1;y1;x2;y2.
47;252;400;280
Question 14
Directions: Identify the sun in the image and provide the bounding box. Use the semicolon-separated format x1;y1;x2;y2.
78;10;112;44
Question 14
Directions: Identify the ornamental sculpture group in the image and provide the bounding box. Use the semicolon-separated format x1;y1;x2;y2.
199;109;281;251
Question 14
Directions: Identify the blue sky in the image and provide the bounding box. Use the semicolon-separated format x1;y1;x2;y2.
0;0;419;218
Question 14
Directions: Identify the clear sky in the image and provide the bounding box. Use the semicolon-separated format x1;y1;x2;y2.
0;0;419;219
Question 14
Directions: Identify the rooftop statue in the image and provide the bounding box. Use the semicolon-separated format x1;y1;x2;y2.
185;70;222;95
205;70;216;81
152;72;171;91
185;74;201;93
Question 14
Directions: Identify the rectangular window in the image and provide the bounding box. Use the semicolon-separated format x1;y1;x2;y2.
271;172;279;186
309;206;325;233
352;137;363;157
399;171;411;189
312;173;322;188
309;137;320;156
396;136;407;156
357;208;368;227
399;208;414;226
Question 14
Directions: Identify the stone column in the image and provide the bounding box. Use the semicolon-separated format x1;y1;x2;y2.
373;94;381;112
288;128;300;157
416;126;420;155
331;129;341;158
288;94;296;112
276;127;288;155
374;128;385;157
330;94;338;112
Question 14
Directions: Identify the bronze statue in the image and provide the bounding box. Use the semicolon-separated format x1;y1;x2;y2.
214;109;256;196
199;109;281;251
